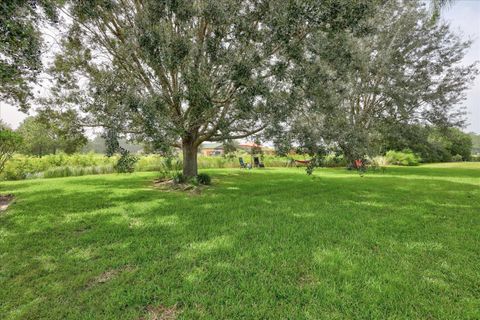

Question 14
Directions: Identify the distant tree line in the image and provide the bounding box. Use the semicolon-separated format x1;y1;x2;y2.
381;125;473;162
6;115;145;157
4;114;477;163
470;133;480;155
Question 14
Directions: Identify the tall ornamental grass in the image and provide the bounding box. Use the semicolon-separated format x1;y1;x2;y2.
1;153;295;180
1;151;425;181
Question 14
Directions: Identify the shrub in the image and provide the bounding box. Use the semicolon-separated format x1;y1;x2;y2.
158;157;183;180
371;156;388;167
196;173;211;185
385;150;420;166
114;150;138;173
323;154;347;167
451;154;463;162
172;172;186;184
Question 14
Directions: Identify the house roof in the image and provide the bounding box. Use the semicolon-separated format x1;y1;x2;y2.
239;142;261;148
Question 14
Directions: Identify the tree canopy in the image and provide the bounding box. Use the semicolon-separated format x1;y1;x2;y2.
2;0;476;175
275;0;477;164
0;0;59;110
17;113;87;156
45;0;378;177
0;129;22;175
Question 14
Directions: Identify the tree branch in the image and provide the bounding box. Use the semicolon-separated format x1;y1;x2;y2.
206;125;267;142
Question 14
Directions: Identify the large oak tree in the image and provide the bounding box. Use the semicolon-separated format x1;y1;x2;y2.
277;0;477;163
47;0;376;177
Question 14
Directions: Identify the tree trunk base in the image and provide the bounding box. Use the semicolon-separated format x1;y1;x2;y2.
182;141;198;178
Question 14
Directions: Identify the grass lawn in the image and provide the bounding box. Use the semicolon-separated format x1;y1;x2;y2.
1;163;479;319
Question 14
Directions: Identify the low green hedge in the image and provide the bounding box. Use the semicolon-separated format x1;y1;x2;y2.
385;150;421;166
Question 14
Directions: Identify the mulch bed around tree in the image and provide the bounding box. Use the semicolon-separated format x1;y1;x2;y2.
153;179;206;195
0;194;15;212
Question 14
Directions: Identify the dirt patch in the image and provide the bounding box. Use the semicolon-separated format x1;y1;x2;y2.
139;305;179;320
0;194;15;212
74;225;92;235
87;265;134;288
298;273;319;288
153;179;207;195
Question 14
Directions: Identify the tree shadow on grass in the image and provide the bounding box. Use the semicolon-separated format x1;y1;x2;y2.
1;168;479;319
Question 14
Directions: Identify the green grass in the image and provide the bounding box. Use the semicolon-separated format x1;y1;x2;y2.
1;163;479;319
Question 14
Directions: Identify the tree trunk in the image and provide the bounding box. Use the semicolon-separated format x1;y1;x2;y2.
182;140;198;179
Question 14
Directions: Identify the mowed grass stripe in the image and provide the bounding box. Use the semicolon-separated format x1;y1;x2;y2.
0;164;479;319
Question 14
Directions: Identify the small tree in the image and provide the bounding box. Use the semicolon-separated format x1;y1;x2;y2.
17;117;56;156
446;128;472;161
0;129;22;176
114;149;138;173
17;114;87;156
222;140;239;160
250;139;264;158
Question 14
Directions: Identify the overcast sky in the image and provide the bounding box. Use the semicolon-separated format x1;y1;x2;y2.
442;0;480;133
1;1;479;133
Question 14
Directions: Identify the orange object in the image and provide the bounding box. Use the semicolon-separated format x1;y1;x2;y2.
355;159;363;168
294;159;311;164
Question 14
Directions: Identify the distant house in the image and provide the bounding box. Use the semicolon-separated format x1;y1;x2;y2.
238;142;260;151
200;142;224;156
